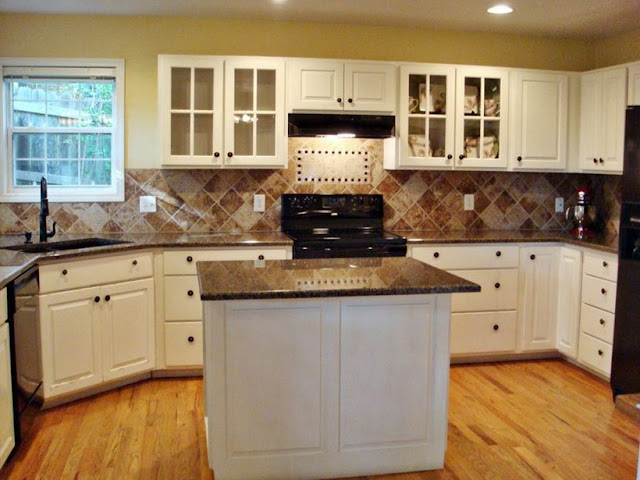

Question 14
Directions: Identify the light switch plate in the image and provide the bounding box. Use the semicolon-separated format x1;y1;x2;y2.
254;194;266;212
464;194;474;211
555;197;564;213
139;196;157;213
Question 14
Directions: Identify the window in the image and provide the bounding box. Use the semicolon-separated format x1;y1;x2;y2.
0;58;124;202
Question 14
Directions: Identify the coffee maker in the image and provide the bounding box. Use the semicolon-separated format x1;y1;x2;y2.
565;188;600;239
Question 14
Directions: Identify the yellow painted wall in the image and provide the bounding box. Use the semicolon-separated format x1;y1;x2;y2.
592;28;640;69
0;13;614;168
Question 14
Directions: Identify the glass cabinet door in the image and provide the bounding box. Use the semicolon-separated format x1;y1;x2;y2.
399;65;455;169
224;59;285;168
159;56;224;167
455;68;508;169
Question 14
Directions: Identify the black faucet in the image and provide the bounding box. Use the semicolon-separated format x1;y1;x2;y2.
39;177;56;243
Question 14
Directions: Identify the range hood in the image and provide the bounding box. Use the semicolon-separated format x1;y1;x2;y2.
288;113;395;138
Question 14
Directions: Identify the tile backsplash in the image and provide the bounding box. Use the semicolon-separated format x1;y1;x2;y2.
0;138;621;236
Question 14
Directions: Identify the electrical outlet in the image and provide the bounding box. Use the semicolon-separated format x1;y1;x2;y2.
464;194;474;211
254;194;266;212
555;197;564;213
139;196;157;213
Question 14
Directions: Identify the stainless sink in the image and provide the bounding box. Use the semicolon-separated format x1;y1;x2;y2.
4;237;131;253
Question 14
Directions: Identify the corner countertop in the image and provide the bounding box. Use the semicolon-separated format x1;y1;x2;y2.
196;257;481;301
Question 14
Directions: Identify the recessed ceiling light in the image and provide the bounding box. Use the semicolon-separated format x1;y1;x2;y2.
487;4;513;14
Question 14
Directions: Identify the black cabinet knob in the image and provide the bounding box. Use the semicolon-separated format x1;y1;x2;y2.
496;251;502;257
187;256;193;262
94;296;100;303
187;290;194;297
62;269;68;275
598;349;603;356
214;152;220;158
493;324;499;331
599;318;605;325
434;252;440;258
530;254;536;260
227;152;233;158
593;158;598;164
258;254;265;260
347;98;353;103
602;261;608;267
517;156;522;162
132;260;138;266
601;288;606;294
337;98;342;103
599;158;604;164
495;282;501;289
188;336;195;343
458;155;465;160
447;154;453;160
105;295;111;302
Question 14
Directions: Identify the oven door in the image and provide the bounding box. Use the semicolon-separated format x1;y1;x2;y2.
294;244;407;258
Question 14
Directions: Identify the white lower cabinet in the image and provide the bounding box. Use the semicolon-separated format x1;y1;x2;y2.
555;247;582;359
40;277;155;399
0;286;15;469
519;246;559;351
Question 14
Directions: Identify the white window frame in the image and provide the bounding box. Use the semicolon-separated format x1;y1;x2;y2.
0;57;125;202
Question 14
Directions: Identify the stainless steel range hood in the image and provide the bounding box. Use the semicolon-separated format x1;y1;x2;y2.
287;113;395;138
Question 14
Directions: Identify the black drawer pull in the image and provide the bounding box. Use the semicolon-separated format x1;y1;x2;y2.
227;152;233;158
493;324;499;331
258;255;265;260
187;290;194;297
132;260;138;266
494;282;501;289
187;256;193;262
214;152;220;158
602;261;608;267
530;254;535;260
188;336;195;343
94;296;100;303
496;251;501;257
598;349;603;356
433;252;440;258
517;156;522;162
599;318;605;325
62;269;68;275
593;158;598;164
601;288;606;294
599;158;604;164
105;295;111;302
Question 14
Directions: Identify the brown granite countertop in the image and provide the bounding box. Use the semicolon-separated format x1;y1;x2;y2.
394;230;619;254
196;257;481;301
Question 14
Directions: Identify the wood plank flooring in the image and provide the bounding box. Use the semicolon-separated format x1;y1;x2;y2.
2;359;638;480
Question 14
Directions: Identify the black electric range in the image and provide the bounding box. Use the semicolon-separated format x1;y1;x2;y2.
281;194;407;259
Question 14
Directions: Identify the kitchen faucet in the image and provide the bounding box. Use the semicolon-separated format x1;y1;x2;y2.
39;177;56;243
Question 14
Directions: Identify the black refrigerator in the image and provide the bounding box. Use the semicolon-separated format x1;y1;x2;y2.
611;105;640;398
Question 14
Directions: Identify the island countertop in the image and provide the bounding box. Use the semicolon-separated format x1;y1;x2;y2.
196;256;480;301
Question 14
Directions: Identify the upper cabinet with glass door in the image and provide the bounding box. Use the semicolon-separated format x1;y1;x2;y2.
394;65;455;169
158;55;286;169
223;58;286;168
455;67;508;169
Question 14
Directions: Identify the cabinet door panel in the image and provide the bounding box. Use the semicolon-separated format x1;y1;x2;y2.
581;275;617;313
578;332;612;377
344;63;395;112
451;311;517;354
555;247;582;358
579;72;603;168
601;68;626;172
0;323;15;468
102;278;155;381
289;60;344;111
164;276;202;321
40;289;102;397
165;321;203;367
628;64;640;106
451;269;518;312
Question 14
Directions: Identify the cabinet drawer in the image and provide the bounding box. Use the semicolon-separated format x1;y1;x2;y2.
0;288;6;323
451;269;518;312
39;252;153;294
580;303;615;344
581;275;617;312
451;311;517;354
165;322;203;367
164;247;289;275
578;332;612;377
164;276;202;321
411;245;519;270
583;252;618;281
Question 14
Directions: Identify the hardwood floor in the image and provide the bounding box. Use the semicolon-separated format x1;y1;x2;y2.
2;359;638;480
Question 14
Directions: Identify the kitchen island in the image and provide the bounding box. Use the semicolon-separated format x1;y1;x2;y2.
197;257;479;480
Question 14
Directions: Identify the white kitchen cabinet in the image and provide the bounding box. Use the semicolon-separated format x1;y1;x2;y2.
455;66;509;169
288;59;396;112
555;247;582;359
0;287;15;469
159;55;286;169
628;62;640;105
40;278;155;398
394;64;456;169
509;71;569;170
519;246;558;351
579;67;626;173
162;246;291;369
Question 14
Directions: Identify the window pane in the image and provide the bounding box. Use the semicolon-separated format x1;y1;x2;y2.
171;68;191;110
256;114;275;156
14;160;45;186
46;133;78;159
46;160;79;186
80;160;111;186
80;134;111;159
234;69;254;111
234;118;253;156
257;70;275;111
12;133;45;159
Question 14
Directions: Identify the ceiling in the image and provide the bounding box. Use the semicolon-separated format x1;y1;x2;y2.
1;0;639;40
